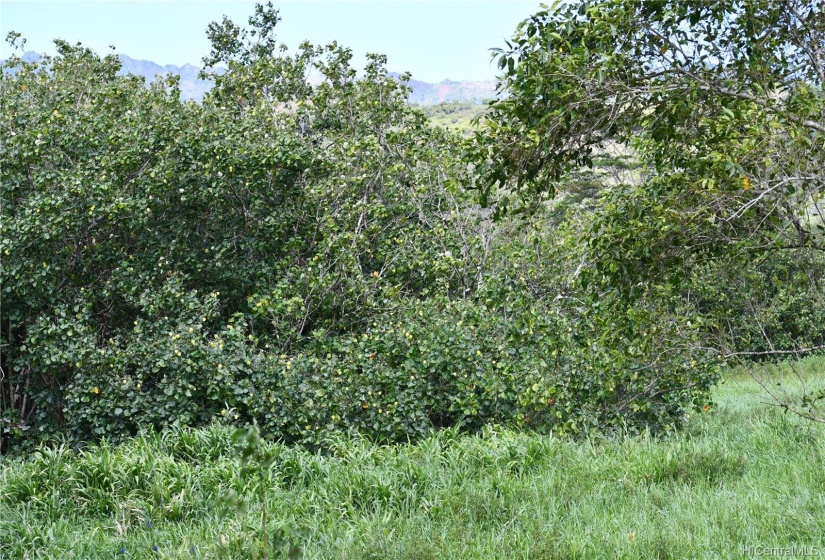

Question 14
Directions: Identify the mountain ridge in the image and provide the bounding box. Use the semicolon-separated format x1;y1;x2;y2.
9;51;496;104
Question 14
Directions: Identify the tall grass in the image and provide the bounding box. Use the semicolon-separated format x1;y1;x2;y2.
2;358;825;558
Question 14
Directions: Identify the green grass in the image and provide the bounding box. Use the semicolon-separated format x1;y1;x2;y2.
415;102;487;134
3;358;825;559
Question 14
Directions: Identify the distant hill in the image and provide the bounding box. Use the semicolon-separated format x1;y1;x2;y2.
117;56;498;104
117;55;214;101
403;76;497;105
9;51;498;104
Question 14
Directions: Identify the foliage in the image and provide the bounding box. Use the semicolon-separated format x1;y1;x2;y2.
685;250;825;356
478;0;824;283
0;22;485;448
474;0;825;408
1;3;721;450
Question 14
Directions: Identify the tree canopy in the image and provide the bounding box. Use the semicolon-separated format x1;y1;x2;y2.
475;0;825;418
479;0;824;288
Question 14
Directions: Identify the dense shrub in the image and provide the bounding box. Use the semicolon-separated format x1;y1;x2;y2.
684;250;825;358
1;6;718;452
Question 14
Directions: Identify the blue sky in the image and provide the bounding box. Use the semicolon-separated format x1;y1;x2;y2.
0;1;540;82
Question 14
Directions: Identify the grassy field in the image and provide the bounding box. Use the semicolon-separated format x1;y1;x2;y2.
414;102;487;134
2;359;824;559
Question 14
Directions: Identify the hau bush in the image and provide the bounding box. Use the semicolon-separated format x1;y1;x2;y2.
1;5;717;451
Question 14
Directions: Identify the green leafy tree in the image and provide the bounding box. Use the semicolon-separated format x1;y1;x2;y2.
0;7;504;449
475;0;825;419
480;0;824;280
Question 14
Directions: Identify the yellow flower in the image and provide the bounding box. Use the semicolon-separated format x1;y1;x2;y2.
92;386;99;394
742;176;751;190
